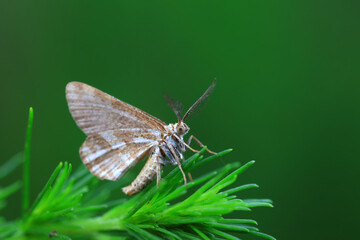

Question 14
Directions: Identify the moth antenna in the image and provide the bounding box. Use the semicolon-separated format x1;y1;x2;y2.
182;78;217;122
163;93;184;122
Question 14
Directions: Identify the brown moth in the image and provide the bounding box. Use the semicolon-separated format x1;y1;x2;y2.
66;80;216;195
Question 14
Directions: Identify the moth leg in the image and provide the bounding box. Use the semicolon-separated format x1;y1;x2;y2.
162;158;176;165
168;145;187;186
173;134;199;153
187;135;217;155
187;172;193;182
186;135;193;145
180;153;193;182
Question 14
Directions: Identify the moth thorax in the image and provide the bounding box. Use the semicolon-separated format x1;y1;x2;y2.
174;122;189;136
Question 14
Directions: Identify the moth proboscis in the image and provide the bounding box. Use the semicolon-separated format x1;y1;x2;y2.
66;80;217;195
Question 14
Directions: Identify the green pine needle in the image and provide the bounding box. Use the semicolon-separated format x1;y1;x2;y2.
0;108;276;240
23;107;33;217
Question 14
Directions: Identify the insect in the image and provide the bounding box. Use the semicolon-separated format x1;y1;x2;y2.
66;80;216;195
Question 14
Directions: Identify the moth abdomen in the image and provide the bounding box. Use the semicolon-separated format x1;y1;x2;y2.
122;148;164;195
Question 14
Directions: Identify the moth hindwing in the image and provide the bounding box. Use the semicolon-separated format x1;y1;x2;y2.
66;80;216;195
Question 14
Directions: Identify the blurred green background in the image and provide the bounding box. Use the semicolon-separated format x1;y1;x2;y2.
1;1;359;239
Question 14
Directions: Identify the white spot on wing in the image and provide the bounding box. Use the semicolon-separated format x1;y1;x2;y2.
81;146;90;153
113;168;123;179
133;137;154;143
112;142;125;149
121;153;131;162
102;132;119;142
91;164;100;172
86;149;108;163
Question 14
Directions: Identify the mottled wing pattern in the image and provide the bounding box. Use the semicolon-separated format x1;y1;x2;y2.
80;128;162;180
66;82;166;136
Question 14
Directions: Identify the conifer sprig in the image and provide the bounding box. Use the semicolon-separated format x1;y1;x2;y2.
0;108;276;240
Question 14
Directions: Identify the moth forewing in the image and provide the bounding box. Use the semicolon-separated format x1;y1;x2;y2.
66;81;216;195
65;82;166;136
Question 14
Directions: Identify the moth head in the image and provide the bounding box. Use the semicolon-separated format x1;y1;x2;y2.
175;121;190;136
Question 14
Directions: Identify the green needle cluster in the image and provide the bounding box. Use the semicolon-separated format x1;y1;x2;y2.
0;108;276;240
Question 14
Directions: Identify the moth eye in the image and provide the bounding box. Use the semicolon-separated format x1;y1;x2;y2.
179;127;183;132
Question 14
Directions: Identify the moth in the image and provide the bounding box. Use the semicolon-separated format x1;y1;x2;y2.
66;80;216;195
